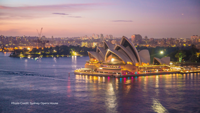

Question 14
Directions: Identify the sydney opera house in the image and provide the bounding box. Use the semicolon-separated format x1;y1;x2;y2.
77;36;171;75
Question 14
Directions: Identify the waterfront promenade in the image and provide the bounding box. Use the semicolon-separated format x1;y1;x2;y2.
74;70;200;78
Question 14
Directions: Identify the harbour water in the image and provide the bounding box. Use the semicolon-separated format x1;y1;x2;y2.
0;52;200;113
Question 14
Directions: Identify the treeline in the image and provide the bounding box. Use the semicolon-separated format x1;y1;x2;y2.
31;45;96;56
10;45;200;63
10;45;96;57
137;45;199;63
166;45;199;62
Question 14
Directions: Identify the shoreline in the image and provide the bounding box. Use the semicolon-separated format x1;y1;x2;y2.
74;71;200;78
9;54;86;58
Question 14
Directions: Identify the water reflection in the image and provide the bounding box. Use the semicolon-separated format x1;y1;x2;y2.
54;68;58;76
53;57;57;63
134;76;137;82
73;74;200;112
155;75;159;97
25;59;28;68
72;56;77;64
67;76;71;97
152;98;169;113
155;75;159;88
143;76;147;93
191;73;193;80
3;52;11;56
115;78;119;90
72;56;77;70
124;78;131;96
106;83;118;113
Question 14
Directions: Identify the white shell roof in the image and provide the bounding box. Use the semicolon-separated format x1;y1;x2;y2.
96;47;106;58
120;36;141;64
161;57;170;65
114;44;137;64
105;49;132;63
139;49;150;63
154;57;162;64
87;36;170;65
153;57;170;65
88;51;103;62
103;41;115;49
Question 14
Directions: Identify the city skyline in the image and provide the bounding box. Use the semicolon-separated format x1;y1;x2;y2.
0;0;200;38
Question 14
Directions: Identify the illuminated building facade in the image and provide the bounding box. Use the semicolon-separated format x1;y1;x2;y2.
83;36;170;74
131;34;142;43
81;42;88;47
92;42;98;48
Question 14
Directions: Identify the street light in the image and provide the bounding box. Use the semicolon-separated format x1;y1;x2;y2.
160;51;164;54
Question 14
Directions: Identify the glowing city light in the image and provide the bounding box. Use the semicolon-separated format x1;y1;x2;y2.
160;51;164;54
72;51;78;56
111;58;114;62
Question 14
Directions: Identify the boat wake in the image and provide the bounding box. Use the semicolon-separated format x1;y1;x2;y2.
0;70;54;78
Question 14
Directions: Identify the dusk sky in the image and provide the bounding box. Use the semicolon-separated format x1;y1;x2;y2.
0;0;200;38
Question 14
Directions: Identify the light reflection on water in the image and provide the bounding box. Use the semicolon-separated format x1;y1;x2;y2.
152;98;169;113
0;53;200;113
106;83;118;113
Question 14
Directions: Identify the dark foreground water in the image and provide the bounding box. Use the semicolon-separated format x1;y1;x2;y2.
0;52;200;113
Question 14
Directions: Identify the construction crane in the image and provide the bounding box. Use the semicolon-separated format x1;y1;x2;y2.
36;28;43;48
37;28;43;40
36;28;49;48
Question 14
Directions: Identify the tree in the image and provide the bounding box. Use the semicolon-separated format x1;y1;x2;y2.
189;44;199;62
175;51;186;62
191;44;198;53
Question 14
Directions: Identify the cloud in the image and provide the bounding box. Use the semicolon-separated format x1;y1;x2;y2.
0;3;108;11
112;20;133;22
0;13;39;20
52;13;68;15
0;3;109;20
52;12;81;18
69;16;82;18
